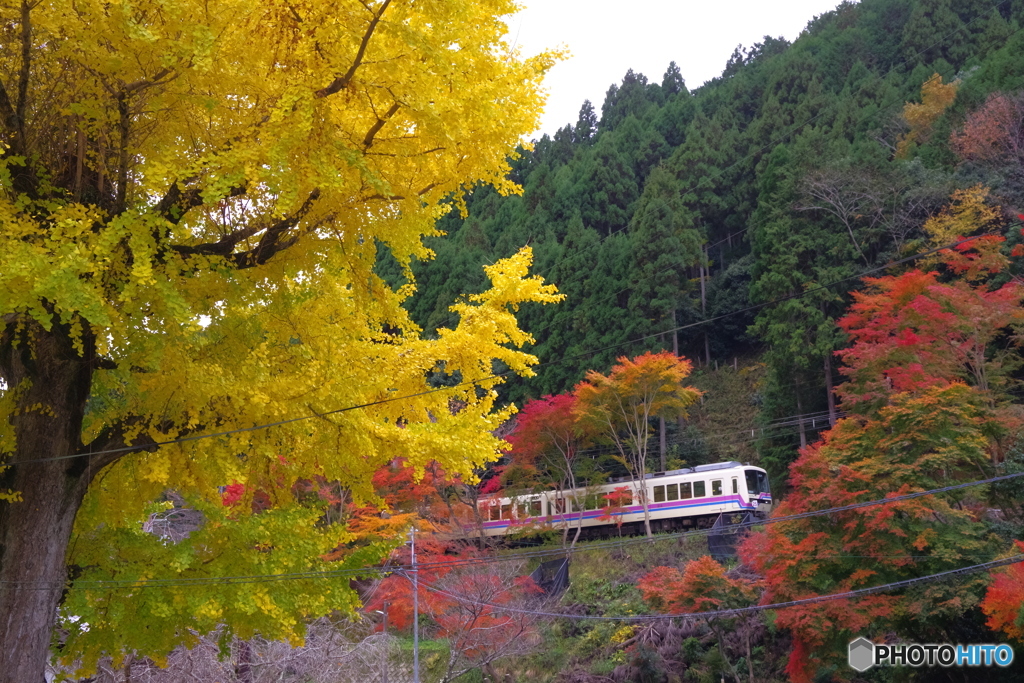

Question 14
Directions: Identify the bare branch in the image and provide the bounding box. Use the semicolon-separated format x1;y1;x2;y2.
363;102;401;148
315;0;393;99
229;188;322;268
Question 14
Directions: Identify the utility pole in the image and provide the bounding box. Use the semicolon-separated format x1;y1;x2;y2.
411;527;420;683
381;602;389;683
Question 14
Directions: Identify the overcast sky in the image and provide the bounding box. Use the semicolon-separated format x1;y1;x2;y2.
509;0;846;138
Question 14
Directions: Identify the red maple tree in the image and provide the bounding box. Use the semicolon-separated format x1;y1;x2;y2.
981;541;1024;641
739;235;1022;680
365;542;542;681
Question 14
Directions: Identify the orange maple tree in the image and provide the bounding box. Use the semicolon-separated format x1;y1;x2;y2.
640;556;763;682
574;351;701;537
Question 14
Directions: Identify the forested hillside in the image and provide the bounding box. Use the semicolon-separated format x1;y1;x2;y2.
379;0;1024;483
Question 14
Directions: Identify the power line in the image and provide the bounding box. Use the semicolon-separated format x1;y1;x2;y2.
509;406;840;462
406;553;1024;623
430;0;1016;338
3;227;1010;469
5;469;1020;590
401;469;1024;573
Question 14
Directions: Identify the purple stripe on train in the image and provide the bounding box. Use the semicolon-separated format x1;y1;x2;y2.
477;494;769;530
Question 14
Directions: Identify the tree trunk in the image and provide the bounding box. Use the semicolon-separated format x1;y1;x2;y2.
824;352;837;427
671;309;679;358
700;254;711;367
745;621;755;683
641;487;652;538
659;417;667;472
235;640;253;683
0;321;99;683
794;379;807;449
466;491;488;551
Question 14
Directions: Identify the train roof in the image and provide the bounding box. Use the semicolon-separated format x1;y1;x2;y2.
610;461;758;484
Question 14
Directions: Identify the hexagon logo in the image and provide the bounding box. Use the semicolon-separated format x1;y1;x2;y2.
848;637;875;672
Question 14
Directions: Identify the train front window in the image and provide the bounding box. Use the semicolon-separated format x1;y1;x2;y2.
746;470;770;495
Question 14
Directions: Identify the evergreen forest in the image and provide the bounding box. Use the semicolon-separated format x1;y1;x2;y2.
378;0;1024;486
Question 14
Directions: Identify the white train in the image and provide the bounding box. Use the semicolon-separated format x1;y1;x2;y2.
475;461;772;538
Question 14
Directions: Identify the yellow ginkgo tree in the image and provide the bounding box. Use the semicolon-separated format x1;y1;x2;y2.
0;1;561;679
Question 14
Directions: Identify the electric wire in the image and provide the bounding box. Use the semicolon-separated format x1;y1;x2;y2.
4;226;1013;469
4;469;1021;590
427;0;1017;338
403;553;1024;623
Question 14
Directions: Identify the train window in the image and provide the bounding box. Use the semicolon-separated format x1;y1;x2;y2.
554;497;566;514
530;500;542;517
712;480;722;496
680;482;692;499
585;494;601;510
667;483;679;501
693;481;706;498
501;504;512;519
653;485;665;503
732;478;738;494
745;470;770;494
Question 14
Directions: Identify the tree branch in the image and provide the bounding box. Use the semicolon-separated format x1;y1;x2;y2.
16;0;31;140
315;0;393;99
229;188;322;268
155;181;247;225
0;80;17;136
170;222;264;258
76;417;180;476
0;1;38;195
121;68;175;95
363;102;401;148
115;94;130;213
